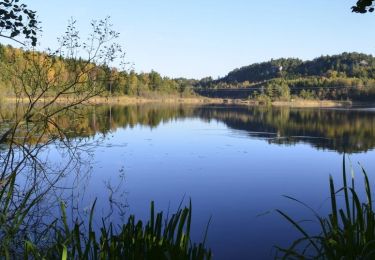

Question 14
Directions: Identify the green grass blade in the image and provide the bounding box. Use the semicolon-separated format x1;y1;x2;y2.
342;155;351;224
329;175;338;230
61;245;67;260
276;209;320;253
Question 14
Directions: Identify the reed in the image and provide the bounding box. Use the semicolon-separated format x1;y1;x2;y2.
277;156;375;259
0;179;211;260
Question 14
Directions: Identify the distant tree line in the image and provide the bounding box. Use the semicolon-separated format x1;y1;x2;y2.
2;44;375;101
0;44;198;99
196;53;375;101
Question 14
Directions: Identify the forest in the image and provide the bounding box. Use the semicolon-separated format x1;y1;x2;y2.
2;44;375;102
197;52;375;101
0;44;197;99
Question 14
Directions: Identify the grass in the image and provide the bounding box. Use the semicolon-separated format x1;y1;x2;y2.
30;200;211;260
0;173;212;260
277;156;375;259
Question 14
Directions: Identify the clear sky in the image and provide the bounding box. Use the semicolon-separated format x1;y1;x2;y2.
12;0;375;79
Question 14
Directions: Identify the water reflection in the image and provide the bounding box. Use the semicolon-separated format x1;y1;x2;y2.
2;103;375;258
195;105;375;153
3;104;372;154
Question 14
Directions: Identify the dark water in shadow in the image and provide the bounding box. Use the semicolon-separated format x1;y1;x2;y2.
3;104;375;259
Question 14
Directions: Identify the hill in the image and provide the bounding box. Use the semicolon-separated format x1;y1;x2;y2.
196;53;375;102
223;52;375;83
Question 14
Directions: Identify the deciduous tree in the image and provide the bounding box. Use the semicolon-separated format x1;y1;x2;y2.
352;0;375;13
0;0;38;46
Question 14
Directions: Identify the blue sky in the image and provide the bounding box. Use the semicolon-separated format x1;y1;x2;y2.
15;1;375;79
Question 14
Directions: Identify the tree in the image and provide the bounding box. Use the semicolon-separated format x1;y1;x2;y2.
0;17;125;254
352;0;375;13
0;0;38;46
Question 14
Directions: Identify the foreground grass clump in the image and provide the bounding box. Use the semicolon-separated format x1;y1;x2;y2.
1;197;211;260
277;157;375;259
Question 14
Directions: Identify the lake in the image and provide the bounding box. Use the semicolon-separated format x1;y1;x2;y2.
5;104;375;259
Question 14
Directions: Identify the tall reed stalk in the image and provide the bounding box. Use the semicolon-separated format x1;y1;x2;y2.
277;156;375;259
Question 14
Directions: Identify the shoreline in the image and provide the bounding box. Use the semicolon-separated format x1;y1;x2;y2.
2;96;353;108
81;96;354;108
271;99;352;108
86;96;226;105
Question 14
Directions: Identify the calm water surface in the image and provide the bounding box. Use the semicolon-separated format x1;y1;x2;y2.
31;105;375;259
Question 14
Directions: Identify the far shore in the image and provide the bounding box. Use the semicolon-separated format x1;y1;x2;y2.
270;99;352;108
70;96;354;108
2;96;353;108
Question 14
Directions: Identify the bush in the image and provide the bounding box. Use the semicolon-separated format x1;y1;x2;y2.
256;94;272;105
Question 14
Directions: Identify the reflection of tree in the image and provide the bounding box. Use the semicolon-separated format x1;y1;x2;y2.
19;104;375;154
195;106;375;153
